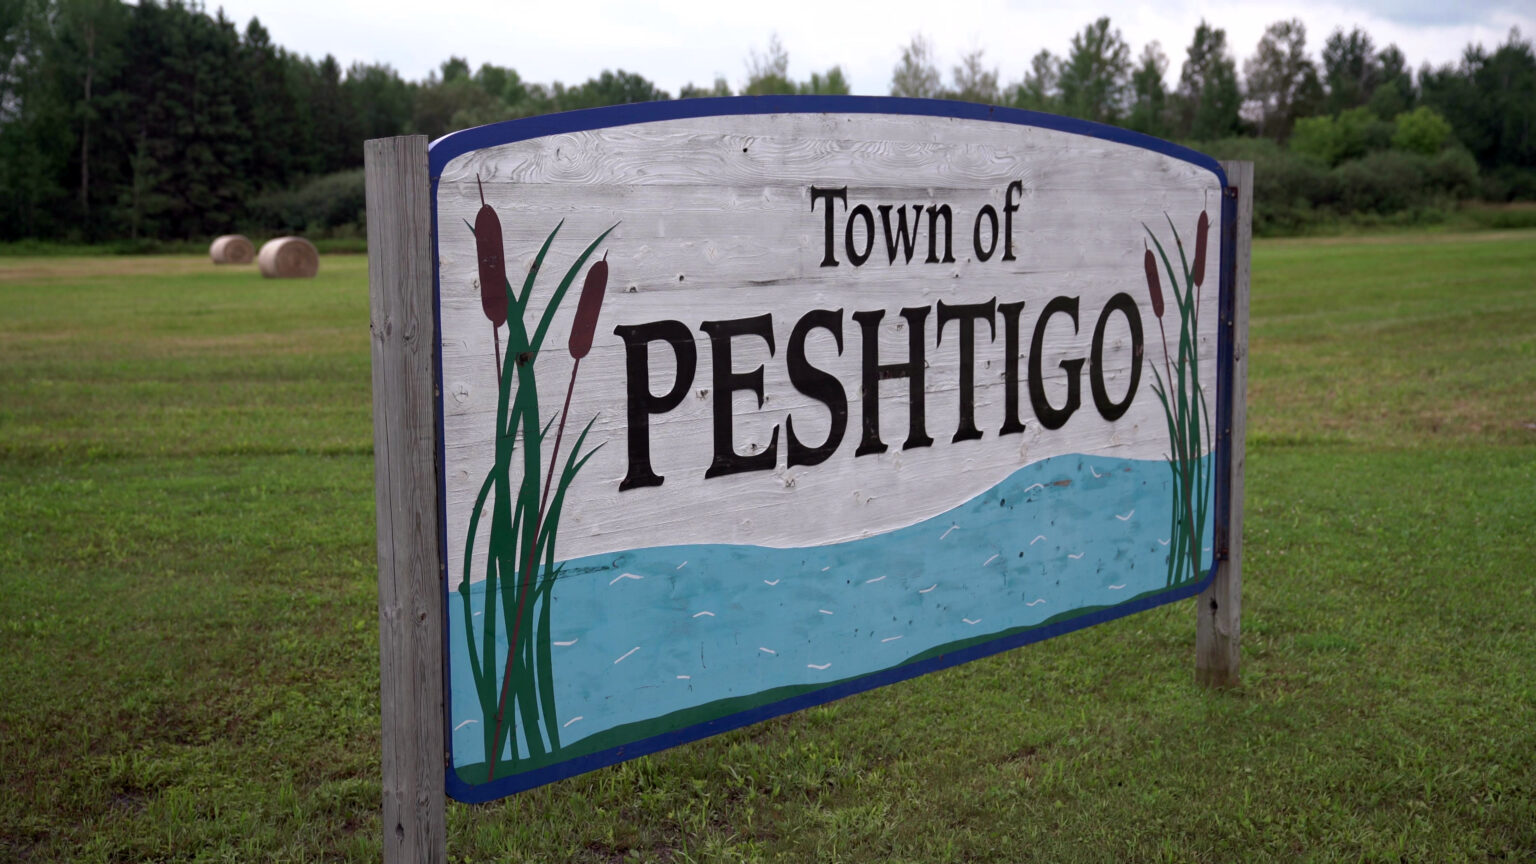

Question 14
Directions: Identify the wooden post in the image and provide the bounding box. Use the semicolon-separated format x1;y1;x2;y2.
1197;160;1252;689
366;135;447;863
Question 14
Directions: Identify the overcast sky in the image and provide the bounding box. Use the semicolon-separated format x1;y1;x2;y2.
204;0;1533;95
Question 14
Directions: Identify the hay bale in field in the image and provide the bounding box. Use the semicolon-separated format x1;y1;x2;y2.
257;236;320;279
209;234;255;264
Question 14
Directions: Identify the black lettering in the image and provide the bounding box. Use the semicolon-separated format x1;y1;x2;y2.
1029;296;1083;430
878;204;920;264
1090;292;1143;422
1003;180;1022;262
810;186;847;268
845;204;874;266
973;205;999;262
700;314;779;478
997;300;1027;435
786;309;848;467
924;205;955;263
936;298;997;443
615;320;697;490
853;306;933;455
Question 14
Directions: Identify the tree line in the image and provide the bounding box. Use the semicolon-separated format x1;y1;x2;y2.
2;0;1532;243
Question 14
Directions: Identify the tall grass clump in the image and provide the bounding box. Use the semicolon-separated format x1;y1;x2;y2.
457;195;614;781
1143;210;1213;586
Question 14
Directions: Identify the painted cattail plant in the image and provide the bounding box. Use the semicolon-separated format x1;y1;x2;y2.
1143;209;1214;587
458;198;616;781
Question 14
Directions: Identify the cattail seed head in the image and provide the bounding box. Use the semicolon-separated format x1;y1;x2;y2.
1192;210;1210;289
474;176;508;327
568;253;609;360
1144;247;1164;319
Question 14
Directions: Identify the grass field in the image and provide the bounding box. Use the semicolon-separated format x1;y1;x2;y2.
2;231;1533;862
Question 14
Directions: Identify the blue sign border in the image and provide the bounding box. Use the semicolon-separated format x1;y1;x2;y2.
427;96;1232;803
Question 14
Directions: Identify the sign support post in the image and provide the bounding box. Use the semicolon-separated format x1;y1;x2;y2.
1197;160;1252;689
366;134;448;864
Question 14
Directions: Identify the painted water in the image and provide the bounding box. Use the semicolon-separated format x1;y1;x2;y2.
448;451;1213;770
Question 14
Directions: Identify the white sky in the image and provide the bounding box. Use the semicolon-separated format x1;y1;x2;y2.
207;0;1533;95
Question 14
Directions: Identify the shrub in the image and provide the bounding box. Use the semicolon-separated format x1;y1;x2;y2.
1333;151;1431;214
1425;148;1480;198
1290;107;1394;167
1199;137;1335;235
1393;107;1455;156
248;169;367;235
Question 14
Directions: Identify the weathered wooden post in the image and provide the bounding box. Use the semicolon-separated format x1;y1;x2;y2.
365;134;447;864
1197;160;1253;689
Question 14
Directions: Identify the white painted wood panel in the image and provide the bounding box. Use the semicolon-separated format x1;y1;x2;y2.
436;113;1222;588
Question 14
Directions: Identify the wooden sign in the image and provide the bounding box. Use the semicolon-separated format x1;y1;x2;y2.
421;97;1237;803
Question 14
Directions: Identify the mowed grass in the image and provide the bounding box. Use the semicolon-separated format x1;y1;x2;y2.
1;234;1533;862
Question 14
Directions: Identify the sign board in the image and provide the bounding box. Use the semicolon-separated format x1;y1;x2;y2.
424;97;1235;803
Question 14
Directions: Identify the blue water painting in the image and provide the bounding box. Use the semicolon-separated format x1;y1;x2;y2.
448;451;1213;769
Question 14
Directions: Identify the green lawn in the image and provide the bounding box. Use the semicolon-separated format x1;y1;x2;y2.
2;234;1533;862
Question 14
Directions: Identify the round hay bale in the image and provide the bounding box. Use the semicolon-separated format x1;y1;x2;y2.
209;234;255;264
257;237;320;279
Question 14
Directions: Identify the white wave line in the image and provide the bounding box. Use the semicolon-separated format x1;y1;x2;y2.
807;663;831;670
676;561;687;570
613;647;639;664
1107;584;1126;590
609;572;643;586
1068;552;1085;560
864;574;887;584
821;566;831;572
759;647;777;655
1030;535;1047;545
983;554;999;566
763;578;780;586
1204;546;1212;552
962;617;982;625
553;639;578;647
454;719;477;731
818;609;834;615
692;610;715;618
676;675;691;680
918;584;937;594
562;716;583;728
1115;510;1135;521
1158;538;1170;546
881;635;903;643
1025;599;1046;607
940;524;959;539
1091;466;1103;478
473;611;482;617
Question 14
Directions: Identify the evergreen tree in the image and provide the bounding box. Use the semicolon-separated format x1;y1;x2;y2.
1009;50;1060;113
345;62;415;142
1368;45;1415;119
1421;29;1536;174
0;0;70;238
1128;42;1170;137
1057;17;1131;124
1175;20;1243;139
1322;27;1382;114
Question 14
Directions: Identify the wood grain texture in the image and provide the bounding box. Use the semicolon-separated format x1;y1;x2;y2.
367;135;446;864
437;114;1226;584
1197;160;1252;689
